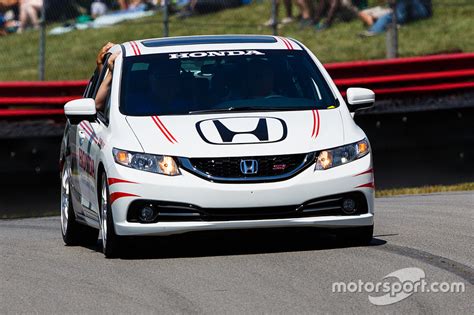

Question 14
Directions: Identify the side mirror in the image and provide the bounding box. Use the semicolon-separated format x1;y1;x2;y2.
64;98;97;125
346;88;375;112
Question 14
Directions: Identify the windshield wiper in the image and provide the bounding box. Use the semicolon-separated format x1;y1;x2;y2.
188;106;302;115
189;107;263;114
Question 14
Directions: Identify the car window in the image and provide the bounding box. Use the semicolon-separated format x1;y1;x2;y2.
120;50;337;116
83;70;99;98
103;86;112;124
95;54;112;125
93;54;112;100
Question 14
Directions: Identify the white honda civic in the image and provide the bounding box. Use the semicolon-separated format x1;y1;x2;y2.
60;35;376;257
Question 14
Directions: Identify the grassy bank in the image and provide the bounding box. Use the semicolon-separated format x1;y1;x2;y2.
375;182;474;197
0;0;473;80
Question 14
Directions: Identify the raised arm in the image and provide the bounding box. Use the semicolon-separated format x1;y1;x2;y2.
95;50;120;111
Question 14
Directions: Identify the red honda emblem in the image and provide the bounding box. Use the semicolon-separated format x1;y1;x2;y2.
273;164;287;171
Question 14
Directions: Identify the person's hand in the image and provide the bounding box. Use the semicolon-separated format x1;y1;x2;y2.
96;42;115;72
106;51;121;72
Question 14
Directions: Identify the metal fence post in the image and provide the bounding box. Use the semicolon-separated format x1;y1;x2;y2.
271;0;278;36
163;0;169;37
38;2;46;81
386;0;398;59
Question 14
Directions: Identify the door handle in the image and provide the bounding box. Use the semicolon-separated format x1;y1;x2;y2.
78;130;86;144
78;130;87;139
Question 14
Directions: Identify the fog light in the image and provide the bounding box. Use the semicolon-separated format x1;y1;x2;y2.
139;206;156;223
342;198;357;214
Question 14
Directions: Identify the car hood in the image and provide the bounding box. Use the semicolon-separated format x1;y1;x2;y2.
125;110;344;157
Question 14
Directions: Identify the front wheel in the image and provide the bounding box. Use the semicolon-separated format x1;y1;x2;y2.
100;173;122;258
335;225;374;246
61;162;98;246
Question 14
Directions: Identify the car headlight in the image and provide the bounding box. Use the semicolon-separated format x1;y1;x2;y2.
315;139;370;170
113;148;180;176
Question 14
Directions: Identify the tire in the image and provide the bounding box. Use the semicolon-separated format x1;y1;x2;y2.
61;162;99;246
335;225;374;246
99;173;122;258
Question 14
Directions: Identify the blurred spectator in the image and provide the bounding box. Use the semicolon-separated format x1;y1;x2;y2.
177;0;241;19
0;0;17;14
91;0;108;18
313;0;359;30
362;0;432;36
18;0;42;33
118;0;145;10
358;4;391;27
0;0;17;13
297;0;314;27
1;10;19;33
0;12;6;35
263;0;314;28
177;0;197;18
263;0;293;26
128;0;146;9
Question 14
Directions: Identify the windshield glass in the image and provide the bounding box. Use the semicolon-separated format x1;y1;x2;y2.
120;50;337;116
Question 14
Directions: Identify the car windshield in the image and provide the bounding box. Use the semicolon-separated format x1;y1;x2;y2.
120;49;337;116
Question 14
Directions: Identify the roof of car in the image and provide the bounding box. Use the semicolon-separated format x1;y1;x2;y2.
122;35;302;57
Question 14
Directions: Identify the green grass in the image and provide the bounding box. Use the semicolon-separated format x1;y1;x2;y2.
0;0;473;80
376;182;474;197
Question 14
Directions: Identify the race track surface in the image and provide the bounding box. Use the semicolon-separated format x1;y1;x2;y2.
1;192;473;313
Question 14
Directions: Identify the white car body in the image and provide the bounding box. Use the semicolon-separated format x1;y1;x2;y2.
60;35;375;255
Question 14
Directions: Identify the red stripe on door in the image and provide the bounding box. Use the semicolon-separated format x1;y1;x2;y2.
81;121;94;136
79;122;99;145
83;122;100;145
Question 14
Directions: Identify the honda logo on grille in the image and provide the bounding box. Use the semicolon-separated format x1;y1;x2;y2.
240;160;258;175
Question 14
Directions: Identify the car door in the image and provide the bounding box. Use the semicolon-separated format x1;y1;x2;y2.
75;55;111;223
69;71;100;219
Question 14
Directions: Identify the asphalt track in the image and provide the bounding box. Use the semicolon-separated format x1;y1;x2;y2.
1;192;473;313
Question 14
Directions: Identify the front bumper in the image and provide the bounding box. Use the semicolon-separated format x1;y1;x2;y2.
107;154;374;236
115;213;374;236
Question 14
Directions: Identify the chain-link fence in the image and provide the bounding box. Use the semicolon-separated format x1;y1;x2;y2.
0;0;473;80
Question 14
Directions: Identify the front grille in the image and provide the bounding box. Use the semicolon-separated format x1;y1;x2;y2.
180;153;314;183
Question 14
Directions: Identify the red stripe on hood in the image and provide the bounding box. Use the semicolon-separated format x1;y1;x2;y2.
155;116;178;143
151;116;175;143
311;110;320;139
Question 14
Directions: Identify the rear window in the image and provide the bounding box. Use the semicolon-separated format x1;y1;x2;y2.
120;49;337;116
